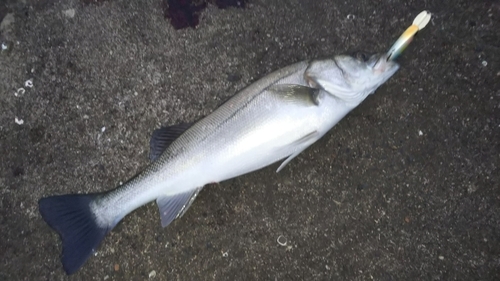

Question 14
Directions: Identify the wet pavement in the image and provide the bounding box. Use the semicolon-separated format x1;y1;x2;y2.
0;0;499;280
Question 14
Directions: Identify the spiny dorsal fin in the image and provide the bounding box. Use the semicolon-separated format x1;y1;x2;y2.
149;123;192;161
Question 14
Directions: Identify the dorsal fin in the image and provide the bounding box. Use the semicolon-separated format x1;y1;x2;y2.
149;123;192;161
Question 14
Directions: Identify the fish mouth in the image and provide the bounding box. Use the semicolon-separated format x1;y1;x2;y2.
334;53;399;79
373;54;399;76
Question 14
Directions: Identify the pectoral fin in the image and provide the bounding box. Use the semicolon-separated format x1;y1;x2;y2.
156;187;202;227
267;84;321;106
150;123;192;161
276;131;320;173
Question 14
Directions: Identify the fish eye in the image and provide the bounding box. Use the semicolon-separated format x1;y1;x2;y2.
351;51;371;62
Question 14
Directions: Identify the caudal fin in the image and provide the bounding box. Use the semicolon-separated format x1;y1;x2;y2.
39;194;110;275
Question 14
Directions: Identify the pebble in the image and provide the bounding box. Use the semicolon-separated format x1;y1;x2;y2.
63;9;76;18
148;270;156;278
25;79;33;88
0;13;15;32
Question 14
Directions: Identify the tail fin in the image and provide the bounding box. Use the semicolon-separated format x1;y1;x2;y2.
38;194;111;275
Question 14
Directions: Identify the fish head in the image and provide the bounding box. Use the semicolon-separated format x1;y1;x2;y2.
306;52;399;106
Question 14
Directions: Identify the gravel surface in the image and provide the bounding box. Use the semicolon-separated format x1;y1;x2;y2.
0;0;499;280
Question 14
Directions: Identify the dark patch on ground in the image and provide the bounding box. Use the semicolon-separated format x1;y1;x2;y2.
12;166;24;177
163;0;207;29
163;0;247;29
78;0;248;30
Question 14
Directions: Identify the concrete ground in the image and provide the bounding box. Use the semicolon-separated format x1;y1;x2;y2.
1;0;499;280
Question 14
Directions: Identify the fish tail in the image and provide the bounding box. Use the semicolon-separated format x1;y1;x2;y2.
38;194;111;275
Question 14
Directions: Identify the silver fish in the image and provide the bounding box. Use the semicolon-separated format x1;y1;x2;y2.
39;52;399;274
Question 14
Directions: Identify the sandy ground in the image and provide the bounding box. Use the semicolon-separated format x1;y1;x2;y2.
0;0;499;280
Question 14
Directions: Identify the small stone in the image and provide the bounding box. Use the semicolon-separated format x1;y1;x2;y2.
148;270;156;278
467;184;478;194
114;264;119;271
404;216;410;223
63;9;76;18
438;255;444;260
481;61;487;67
101;126;106;132
0;13;15;32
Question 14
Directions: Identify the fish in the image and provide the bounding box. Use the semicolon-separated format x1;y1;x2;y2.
38;51;399;274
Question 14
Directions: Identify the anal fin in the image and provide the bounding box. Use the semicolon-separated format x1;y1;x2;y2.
156;187;203;228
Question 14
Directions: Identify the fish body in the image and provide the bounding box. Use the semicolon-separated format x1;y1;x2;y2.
39;52;399;274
